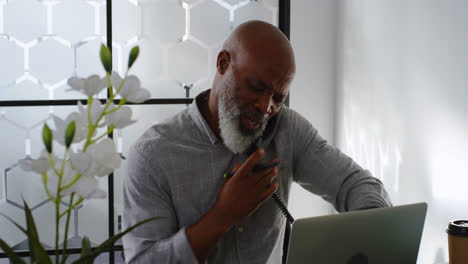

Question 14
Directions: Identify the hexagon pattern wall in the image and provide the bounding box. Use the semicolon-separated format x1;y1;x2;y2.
0;0;278;251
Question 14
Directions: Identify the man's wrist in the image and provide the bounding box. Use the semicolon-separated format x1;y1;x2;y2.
206;205;236;233
186;206;234;262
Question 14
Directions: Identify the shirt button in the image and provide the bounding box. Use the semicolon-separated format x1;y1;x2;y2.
237;227;244;233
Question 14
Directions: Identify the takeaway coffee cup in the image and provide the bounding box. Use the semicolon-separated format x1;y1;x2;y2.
447;220;468;264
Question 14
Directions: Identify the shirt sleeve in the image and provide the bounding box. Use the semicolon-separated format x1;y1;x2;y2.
122;141;198;263
290;110;392;212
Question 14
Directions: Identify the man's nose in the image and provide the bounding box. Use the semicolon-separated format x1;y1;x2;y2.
255;94;274;116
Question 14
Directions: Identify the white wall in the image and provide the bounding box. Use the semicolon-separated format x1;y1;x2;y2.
336;1;468;263
288;0;338;218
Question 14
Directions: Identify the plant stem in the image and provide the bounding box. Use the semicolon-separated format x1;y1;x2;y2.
87;96;93;129
107;72;113;98
114;70;129;95
59;148;69;177
55;192;61;264
89;126;114;145
59;197;84;218
84;96;94;152
41;172;55;202
61;193;74;264
60;172;81;192
51;150;65;264
103;98;126;115
48;154;61;177
83;70;129;152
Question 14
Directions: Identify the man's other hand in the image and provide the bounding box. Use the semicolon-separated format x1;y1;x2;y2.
186;148;279;262
212;148;279;227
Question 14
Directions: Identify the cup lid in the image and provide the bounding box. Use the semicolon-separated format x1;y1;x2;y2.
447;220;468;237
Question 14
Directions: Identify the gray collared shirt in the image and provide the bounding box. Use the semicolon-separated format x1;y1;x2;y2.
122;90;391;263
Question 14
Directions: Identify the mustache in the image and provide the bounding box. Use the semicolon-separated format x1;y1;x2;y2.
240;108;266;122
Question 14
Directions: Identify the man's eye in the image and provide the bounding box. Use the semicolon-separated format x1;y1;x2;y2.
254;87;264;93
274;97;284;104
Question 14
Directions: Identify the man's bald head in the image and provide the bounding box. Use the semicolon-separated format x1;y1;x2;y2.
203;20;296;152
221;20;295;78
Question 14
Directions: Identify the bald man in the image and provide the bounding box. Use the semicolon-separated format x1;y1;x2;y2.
122;21;391;263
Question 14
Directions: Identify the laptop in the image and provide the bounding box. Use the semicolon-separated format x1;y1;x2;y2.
286;203;428;264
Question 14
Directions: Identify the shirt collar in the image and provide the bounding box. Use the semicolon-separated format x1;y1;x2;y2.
189;89;220;144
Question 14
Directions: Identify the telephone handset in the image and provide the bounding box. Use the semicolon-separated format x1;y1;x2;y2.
231;108;295;225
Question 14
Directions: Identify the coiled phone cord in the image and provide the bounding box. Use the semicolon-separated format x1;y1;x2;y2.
272;192;294;225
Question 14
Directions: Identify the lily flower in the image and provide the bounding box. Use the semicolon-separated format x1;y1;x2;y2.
105;103;137;129
19;152;105;199
70;138;121;177
67;75;107;96
18;150;50;174
67;176;106;199
111;72;151;103
77;100;106;128
45;161;106;199
52;112;88;146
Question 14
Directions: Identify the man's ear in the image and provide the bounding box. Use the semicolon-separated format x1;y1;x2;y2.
216;50;230;75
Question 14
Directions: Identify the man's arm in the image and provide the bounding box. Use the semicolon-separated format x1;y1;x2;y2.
289;110;392;212
123;144;198;263
123;144;279;263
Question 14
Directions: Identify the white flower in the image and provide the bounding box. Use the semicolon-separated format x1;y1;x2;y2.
52;112;88;146
111;72;150;103
18;151;50;174
67;75;107;96
77;100;106;128
70;138;121;177
105;103;137;129
110;72;122;88
68;176;106;199
46;161;106;199
18;152;105;199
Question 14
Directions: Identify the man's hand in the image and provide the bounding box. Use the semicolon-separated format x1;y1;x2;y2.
212;148;279;226
186;149;279;262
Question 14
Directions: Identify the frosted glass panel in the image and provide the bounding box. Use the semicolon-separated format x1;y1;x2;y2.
3;0;47;42
0;0;106;101
54;0;95;44
114;0;278;98
168;40;208;85
0;38;23;87
29;38;74;84
233;1;277;28
190;1;230;45
0;106;109;248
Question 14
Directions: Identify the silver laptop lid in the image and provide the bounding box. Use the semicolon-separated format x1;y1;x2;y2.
286;203;428;264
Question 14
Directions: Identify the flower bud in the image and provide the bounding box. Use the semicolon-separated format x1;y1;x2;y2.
100;44;112;73
128;46;139;69
42;124;53;153
65;121;76;148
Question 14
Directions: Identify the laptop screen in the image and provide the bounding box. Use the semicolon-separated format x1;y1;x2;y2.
286;203;427;264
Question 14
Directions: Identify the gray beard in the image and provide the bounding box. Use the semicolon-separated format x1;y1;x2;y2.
218;86;267;154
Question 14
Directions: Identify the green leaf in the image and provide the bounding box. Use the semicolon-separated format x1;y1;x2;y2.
80;236;92;261
72;217;159;264
0;238;27;264
0;212;27;235
128;46;139;69
23;200;52;264
65;121;76;148
100;44;112;73
42;124;53;153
